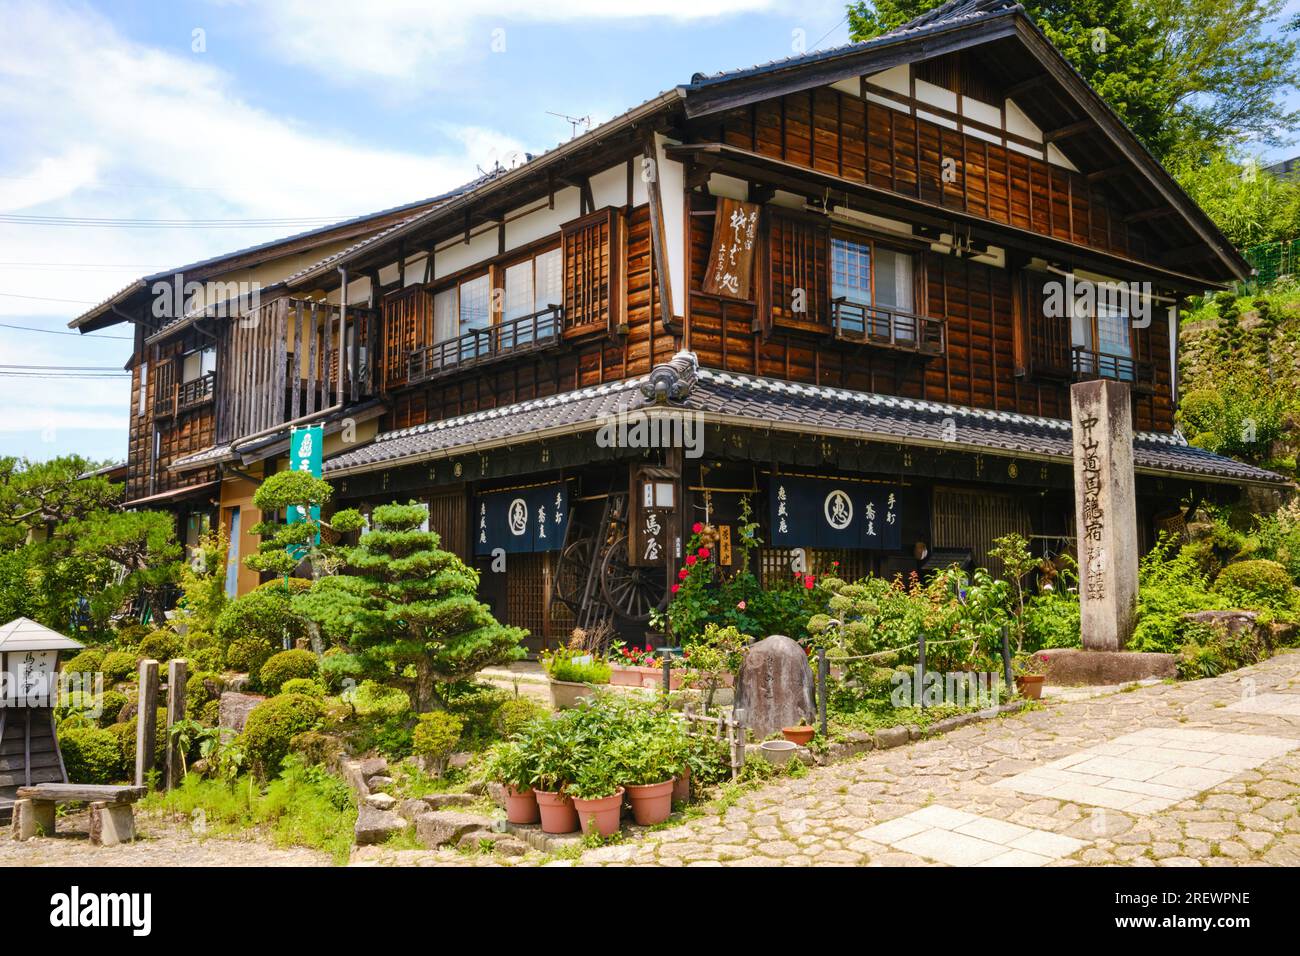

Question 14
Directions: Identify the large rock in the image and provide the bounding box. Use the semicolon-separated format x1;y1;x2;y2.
218;691;266;733
415;810;495;849
1035;648;1178;685
733;634;815;740
422;793;477;810
354;804;407;846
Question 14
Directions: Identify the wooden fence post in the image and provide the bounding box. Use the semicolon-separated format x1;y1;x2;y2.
166;659;187;789
135;659;159;788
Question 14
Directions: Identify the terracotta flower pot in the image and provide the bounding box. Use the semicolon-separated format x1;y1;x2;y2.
627;779;675;826
504;785;540;825
548;679;596;710
782;725;816;746
572;787;625;837
608;666;644;687
533;788;579;834
1016;674;1045;700
673;767;690;803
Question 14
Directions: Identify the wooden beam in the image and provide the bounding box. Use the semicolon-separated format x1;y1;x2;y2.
1086;164;1128;184
1043;119;1091;143
1004;74;1048;100
642;130;676;333
1125;206;1176;224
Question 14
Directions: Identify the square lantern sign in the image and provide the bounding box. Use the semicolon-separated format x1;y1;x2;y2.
768;476;902;550
630;467;676;566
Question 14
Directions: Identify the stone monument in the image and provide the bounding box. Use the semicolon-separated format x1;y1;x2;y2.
1070;379;1139;650
734;634;815;739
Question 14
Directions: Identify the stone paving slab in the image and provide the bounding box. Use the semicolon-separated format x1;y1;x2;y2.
1226;693;1300;717
856;805;1086;866
992;728;1299;813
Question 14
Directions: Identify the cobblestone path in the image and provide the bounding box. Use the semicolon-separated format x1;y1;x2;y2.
576;651;1300;867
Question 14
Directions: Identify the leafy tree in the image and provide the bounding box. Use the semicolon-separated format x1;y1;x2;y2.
1169;151;1300;248
0;455;121;549
847;0;1300;164
55;510;181;630
293;502;526;712
244;471;357;578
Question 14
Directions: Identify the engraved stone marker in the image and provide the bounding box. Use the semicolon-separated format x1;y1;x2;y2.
1070;380;1138;650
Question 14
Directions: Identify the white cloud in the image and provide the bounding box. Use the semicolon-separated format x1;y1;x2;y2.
0;0;527;460
239;0;834;87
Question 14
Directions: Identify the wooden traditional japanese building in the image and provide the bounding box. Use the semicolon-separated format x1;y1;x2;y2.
74;0;1286;651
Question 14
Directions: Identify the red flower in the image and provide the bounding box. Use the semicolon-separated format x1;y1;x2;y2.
685;554;697;566
831;560;840;568
736;600;747;611
678;568;689;580
671;584;680;594
804;574;816;589
692;522;703;534
698;547;710;559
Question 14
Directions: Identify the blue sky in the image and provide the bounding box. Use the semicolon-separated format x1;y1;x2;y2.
0;0;1297;465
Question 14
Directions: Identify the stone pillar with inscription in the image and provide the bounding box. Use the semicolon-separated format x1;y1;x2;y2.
1071;380;1139;650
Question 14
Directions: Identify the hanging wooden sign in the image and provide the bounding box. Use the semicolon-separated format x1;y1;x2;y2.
702;197;760;300
718;525;733;566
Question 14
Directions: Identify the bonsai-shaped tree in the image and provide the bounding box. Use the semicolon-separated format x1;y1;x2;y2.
294;501;526;712
244;471;355;579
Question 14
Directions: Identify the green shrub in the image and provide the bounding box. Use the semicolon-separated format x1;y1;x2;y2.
214;581;310;648
259;649;319;695
542;648;610;684
280;677;324;698
1023;588;1081;650
186;671;224;719
137;629;181;663
60;726;127;784
226;636;275;680
1132;535;1229;653
113;622;149;650
96;689;128;728
494;696;547;739
199;698;221;727
412;711;463;774
1214;559;1294;609
100;650;139;683
289;730;343;767
186;644;224;673
319;649;364;693
239;693;325;779
104;709;167;771
63;646;106;676
444;685;511;750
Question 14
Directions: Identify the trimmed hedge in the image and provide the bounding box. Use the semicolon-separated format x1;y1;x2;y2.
63;647;106;676
61;726;126;784
1215;559;1294;608
137;630;181;663
240;693;324;778
214;580;311;648
226;637;275;681
259;649;319;696
101;650;138;683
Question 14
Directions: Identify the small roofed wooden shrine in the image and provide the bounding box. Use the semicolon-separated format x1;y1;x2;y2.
0;618;83;821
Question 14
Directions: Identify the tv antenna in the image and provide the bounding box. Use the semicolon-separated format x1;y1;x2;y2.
547;111;591;139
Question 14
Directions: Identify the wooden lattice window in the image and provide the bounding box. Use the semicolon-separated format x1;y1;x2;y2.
381;285;430;390
561;206;624;335
768;211;829;332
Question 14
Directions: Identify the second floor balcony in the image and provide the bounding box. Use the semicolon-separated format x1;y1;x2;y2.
832;298;947;356
408;305;563;384
154;370;214;417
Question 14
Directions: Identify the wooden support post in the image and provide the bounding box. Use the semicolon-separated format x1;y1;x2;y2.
165;659;187;789
135;659;159;788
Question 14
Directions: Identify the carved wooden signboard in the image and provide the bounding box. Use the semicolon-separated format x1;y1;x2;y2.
702;198;760;300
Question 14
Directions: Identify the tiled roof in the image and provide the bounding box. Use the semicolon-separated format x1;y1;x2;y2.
321;353;1286;486
686;0;1016;88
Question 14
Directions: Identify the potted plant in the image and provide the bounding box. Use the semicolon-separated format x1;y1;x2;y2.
615;728;684;826
526;719;581;834
608;642;659;687
1013;652;1047;700
782;719;816;746
568;757;624;838
482;740;539;825
542;648;611;709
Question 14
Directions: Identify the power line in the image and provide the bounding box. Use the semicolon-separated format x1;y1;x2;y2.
0;291;98;305
0;321;131;340
0;213;358;229
0;372;130;379
0;364;124;370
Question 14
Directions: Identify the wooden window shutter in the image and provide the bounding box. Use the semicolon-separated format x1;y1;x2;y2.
561;206;624;334
1028;271;1070;375
768;211;829;330
380;285;430;391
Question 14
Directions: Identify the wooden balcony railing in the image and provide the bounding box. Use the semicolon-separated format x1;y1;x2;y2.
832;298;946;356
1070;346;1154;392
408;305;563;384
176;371;215;410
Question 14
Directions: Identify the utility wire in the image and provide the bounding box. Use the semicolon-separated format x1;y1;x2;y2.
0;321;131;340
0;213;356;228
0;291;98;305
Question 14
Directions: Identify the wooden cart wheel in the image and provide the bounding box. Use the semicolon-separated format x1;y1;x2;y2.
599;536;668;623
554;535;595;612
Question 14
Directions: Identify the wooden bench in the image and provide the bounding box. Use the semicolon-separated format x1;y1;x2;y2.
11;784;147;846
